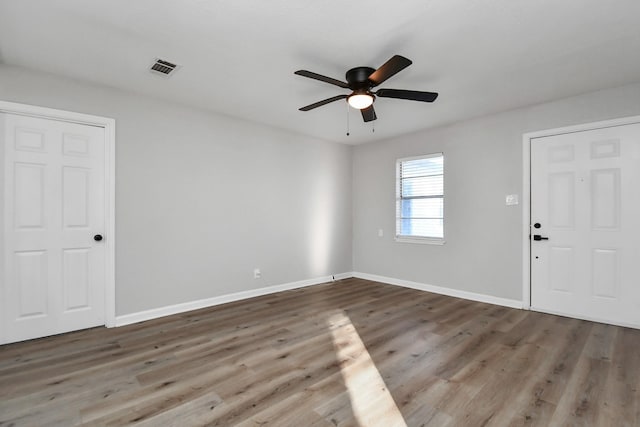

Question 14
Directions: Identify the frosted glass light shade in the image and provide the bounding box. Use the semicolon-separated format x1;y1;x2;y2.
348;94;374;109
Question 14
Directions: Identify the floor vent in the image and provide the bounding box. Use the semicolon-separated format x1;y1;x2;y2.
150;58;179;77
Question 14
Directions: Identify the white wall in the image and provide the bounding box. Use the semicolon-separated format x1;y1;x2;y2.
0;65;353;316
3;63;640;317
353;82;640;301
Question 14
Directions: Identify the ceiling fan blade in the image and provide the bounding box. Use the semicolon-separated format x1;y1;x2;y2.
376;89;439;102
368;55;412;87
299;95;348;111
361;105;377;122
294;70;349;88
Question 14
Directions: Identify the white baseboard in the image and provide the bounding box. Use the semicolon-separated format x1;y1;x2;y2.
352;272;523;309
332;272;354;281
114;271;522;327
114;272;353;327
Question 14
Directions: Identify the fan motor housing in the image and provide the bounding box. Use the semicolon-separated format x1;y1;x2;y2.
346;67;376;89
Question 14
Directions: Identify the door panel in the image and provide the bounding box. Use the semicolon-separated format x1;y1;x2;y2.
2;113;106;343
591;248;617;299
15;127;46;152
548;172;574;228
15;250;48;318
548;246;573;293
531;122;640;328
63;248;91;311
63;166;91;227
14;162;46;229
590;168;619;229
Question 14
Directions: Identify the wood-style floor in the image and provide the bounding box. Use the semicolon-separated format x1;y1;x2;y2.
1;278;639;426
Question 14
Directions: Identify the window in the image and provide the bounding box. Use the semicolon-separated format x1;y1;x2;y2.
396;153;444;243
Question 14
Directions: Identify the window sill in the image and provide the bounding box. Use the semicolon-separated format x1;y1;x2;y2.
395;236;445;245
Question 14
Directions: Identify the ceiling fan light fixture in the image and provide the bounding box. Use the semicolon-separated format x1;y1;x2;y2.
348;93;374;110
296;55;438;121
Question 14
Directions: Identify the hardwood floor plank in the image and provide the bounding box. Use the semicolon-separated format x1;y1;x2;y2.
582;323;618;362
81;364;245;424
534;319;594;406
1;279;638;426
234;374;346;427
548;356;611;425
131;392;226;427
593;327;640;427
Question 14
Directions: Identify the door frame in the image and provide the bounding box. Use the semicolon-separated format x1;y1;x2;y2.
0;100;116;334
522;114;640;312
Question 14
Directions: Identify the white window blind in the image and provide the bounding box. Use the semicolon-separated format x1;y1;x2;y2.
396;153;444;242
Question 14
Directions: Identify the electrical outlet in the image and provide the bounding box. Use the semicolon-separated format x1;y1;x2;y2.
378;229;384;237
505;194;519;206
253;268;261;279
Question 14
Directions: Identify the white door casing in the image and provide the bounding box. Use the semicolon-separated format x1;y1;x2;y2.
0;101;115;344
524;118;640;329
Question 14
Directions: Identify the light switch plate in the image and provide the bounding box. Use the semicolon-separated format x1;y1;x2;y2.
506;194;519;205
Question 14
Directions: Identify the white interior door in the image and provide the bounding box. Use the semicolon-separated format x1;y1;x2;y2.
2;112;106;343
531;122;640;328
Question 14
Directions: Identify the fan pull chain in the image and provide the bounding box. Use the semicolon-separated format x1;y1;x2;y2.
346;102;350;136
372;120;375;133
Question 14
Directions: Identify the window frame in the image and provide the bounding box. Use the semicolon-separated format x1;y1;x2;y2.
395;153;445;245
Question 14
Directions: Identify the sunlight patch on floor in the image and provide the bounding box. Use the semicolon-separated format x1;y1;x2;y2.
328;311;408;427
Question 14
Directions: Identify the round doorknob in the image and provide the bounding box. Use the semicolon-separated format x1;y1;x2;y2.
94;234;103;242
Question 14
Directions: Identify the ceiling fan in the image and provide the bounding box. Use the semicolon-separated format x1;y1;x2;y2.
295;55;438;122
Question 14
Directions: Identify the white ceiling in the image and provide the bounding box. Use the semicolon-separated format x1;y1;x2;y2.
1;0;640;144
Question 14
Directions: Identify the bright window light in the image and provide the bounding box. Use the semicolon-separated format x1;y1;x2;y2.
396;153;445;243
328;311;408;426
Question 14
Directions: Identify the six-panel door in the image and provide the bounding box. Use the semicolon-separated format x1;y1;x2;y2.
2;113;106;343
531;123;640;328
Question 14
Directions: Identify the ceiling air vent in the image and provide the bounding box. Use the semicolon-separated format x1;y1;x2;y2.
150;58;179;77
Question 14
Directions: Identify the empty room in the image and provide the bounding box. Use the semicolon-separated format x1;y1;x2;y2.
1;1;640;425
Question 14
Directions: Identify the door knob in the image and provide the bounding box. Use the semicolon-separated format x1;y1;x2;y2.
533;234;548;241
94;234;103;242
